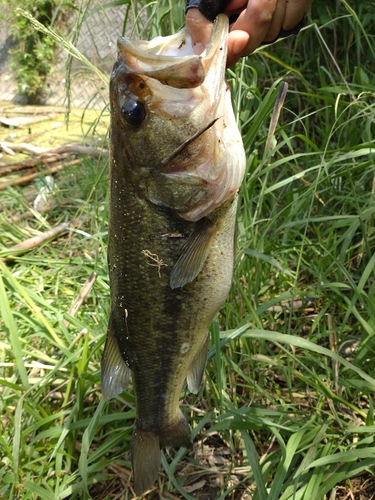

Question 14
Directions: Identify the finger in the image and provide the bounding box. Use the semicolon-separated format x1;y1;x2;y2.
223;0;248;15
227;30;250;67
283;0;312;30
186;8;213;55
263;0;286;42
228;0;278;56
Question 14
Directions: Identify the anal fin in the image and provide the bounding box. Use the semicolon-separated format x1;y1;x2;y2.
186;334;209;393
101;314;131;399
170;218;218;289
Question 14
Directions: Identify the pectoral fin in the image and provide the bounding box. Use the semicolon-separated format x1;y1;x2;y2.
101;314;131;399
170;218;217;289
186;334;209;393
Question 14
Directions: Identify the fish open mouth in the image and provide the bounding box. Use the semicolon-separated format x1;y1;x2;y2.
116;15;228;89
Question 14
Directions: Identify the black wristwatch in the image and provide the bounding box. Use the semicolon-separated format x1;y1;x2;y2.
186;0;232;22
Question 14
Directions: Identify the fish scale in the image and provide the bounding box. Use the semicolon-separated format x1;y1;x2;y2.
101;14;246;496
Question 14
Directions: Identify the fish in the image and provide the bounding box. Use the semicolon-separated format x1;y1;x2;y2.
101;14;245;496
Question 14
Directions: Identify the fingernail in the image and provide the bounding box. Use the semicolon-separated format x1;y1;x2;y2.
231;31;249;55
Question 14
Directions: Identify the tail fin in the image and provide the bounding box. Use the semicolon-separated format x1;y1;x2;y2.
159;411;192;449
132;428;161;496
131;413;192;495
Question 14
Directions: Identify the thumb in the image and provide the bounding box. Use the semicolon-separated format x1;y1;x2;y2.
186;8;213;55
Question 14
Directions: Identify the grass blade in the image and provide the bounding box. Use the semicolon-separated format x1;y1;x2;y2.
0;273;29;389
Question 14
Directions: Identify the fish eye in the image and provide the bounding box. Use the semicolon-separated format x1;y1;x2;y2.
121;99;146;126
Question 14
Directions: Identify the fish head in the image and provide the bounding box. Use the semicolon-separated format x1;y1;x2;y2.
110;14;245;221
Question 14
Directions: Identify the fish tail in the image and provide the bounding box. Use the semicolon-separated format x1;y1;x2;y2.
132;413;192;495
132;426;161;496
159;411;193;449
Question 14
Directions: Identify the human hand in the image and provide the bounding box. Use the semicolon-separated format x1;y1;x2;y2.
186;0;313;67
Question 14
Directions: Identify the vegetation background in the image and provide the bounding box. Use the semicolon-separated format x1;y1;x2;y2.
0;0;375;498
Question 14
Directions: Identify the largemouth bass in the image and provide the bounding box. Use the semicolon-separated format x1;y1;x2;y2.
102;14;245;496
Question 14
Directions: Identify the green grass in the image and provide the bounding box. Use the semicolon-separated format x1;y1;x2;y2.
1;0;375;498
